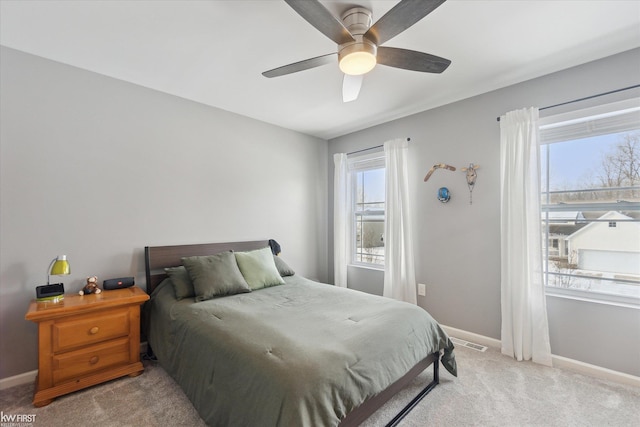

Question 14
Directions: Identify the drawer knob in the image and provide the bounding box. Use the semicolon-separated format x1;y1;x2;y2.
89;326;99;335
89;356;99;365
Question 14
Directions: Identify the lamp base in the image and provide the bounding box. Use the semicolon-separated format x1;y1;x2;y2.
36;295;65;303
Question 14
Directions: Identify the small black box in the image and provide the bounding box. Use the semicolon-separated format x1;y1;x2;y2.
36;283;65;301
103;277;134;290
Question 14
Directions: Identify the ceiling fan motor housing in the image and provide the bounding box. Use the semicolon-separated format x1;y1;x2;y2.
338;7;377;75
341;7;372;35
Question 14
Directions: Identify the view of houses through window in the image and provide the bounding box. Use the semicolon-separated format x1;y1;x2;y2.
540;100;640;304
350;155;385;267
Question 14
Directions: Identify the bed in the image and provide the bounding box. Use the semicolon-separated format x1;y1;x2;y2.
144;240;456;427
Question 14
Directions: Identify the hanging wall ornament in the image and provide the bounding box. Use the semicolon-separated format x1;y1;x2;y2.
437;187;451;203
461;163;479;204
423;163;456;182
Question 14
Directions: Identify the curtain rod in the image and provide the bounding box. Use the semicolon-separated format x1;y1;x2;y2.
495;84;640;122
347;138;411;156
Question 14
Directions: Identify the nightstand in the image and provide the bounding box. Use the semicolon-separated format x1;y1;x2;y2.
25;286;150;407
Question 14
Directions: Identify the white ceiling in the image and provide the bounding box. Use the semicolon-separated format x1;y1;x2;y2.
1;0;639;140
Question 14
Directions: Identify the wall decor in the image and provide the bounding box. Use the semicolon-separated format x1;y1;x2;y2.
461;163;479;204
437;187;451;203
423;163;456;182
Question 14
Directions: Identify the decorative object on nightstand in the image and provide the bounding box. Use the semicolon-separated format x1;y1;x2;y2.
79;276;101;295
35;255;70;302
25;286;149;407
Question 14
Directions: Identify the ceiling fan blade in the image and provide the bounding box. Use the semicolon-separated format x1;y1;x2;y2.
343;74;363;103
377;47;451;73
285;0;354;45
262;53;336;78
365;0;447;45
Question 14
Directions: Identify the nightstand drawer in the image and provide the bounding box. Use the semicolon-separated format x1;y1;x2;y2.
52;337;130;385
52;308;130;352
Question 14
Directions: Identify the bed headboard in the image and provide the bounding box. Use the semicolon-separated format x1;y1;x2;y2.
144;240;271;294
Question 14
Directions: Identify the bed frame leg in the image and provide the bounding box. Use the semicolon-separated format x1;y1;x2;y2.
384;353;440;427
143;344;157;361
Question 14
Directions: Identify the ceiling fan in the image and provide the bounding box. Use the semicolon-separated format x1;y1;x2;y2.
262;0;451;102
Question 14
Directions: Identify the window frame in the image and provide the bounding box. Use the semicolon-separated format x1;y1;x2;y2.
347;152;386;269
539;98;640;308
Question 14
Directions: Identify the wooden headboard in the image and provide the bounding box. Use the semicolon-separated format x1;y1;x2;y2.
144;240;271;294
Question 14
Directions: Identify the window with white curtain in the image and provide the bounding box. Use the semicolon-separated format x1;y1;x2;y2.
539;98;640;306
348;152;385;267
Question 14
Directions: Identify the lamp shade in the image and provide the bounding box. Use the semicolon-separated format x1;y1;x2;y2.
50;255;70;276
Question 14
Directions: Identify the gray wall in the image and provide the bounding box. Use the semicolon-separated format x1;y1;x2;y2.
0;47;328;379
328;48;640;377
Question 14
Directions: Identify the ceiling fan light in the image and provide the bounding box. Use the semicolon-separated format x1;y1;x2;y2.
339;51;377;75
338;40;377;76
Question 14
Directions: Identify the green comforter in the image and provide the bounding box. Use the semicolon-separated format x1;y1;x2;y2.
148;275;456;427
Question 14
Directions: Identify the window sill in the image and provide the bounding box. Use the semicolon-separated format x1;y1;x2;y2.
545;286;640;309
348;263;384;272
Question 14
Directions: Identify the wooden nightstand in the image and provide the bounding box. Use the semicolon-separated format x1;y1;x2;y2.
25;286;150;407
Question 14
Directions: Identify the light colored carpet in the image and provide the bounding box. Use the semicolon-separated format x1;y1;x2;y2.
1;346;638;426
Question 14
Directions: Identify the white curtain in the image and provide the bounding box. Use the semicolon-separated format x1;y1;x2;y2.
499;107;552;366
333;153;348;288
383;139;417;304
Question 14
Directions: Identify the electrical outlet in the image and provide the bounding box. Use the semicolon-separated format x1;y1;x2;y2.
417;283;426;296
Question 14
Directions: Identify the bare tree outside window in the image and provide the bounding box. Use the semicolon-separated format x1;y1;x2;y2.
548;250;578;288
541;121;640;302
597;131;640;200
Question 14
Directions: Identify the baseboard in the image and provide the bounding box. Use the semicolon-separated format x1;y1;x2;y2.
441;324;640;388
441;325;501;349
551;354;640;387
0;341;151;390
0;369;36;391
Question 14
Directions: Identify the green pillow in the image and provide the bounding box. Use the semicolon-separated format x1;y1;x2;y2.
273;256;295;277
164;266;195;300
235;247;285;290
182;251;251;301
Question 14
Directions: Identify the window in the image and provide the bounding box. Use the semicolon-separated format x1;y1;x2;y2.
540;98;640;305
348;153;385;267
